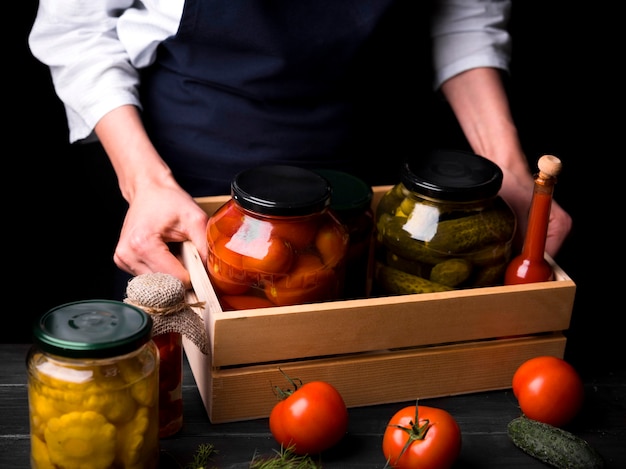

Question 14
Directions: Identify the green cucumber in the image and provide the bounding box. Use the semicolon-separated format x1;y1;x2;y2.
376;263;453;295
376;214;447;265
427;205;515;253
385;251;429;278
430;258;472;287
507;416;604;469
470;261;507;287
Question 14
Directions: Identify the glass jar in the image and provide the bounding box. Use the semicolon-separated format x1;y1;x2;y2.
27;300;160;469
207;165;349;309
374;150;516;295
314;169;374;299
152;331;183;438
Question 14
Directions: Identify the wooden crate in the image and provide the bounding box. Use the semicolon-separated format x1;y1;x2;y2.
181;186;576;423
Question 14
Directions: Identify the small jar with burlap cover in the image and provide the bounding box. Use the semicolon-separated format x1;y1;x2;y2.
125;272;209;438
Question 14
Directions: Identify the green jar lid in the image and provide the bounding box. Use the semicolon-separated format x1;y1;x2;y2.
314;169;373;218
32;300;153;359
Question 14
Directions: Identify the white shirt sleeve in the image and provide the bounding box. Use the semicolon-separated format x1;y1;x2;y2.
431;0;512;89
28;0;183;143
29;0;511;143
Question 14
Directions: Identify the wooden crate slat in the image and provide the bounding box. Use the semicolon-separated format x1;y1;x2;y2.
184;334;566;423
181;187;575;423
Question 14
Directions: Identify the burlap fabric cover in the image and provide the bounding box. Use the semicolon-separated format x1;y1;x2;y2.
125;272;209;355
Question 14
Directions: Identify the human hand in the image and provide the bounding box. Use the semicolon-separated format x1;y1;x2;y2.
113;183;209;290
499;167;572;259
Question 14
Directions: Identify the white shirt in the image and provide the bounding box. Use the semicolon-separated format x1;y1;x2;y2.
29;0;511;143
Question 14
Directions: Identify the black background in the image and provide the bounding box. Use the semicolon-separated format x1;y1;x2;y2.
11;2;620;377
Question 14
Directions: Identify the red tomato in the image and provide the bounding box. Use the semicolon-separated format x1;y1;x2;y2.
269;373;348;455
220;295;275;311
210;236;245;270
240;236;294;274
382;403;461;469
264;254;337;306
211;201;245;238
271;217;319;250
223;217;295;274
207;237;250;295
208;269;249;295
512;355;584;427
314;221;348;268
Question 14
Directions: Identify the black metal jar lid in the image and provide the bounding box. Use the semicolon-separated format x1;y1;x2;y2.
32;300;153;359
231;165;332;216
401;149;503;202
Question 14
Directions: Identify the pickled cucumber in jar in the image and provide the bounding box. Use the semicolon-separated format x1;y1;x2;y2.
374;150;516;295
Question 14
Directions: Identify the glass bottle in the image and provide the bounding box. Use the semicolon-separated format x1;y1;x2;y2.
27;300;160;469
505;154;562;285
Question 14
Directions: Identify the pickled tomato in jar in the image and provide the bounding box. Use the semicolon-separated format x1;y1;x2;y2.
206;165;349;309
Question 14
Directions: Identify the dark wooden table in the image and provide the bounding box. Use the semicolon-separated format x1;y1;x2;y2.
2;343;625;468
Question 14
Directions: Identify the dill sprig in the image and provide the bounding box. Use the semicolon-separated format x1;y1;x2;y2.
185;443;218;469
249;445;322;469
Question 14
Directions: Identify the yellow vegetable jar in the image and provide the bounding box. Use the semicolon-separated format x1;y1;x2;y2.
27;300;160;469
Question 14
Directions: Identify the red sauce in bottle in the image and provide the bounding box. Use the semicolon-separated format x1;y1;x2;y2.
505;155;562;285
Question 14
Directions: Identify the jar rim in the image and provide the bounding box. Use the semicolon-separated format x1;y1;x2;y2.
231;165;331;216
401;149;503;202
32;300;152;359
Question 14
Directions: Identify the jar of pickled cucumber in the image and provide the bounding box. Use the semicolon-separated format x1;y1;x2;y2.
374;149;516;295
27;300;160;469
207;165;349;309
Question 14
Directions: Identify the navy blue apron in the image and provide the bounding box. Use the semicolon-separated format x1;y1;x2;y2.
140;0;395;197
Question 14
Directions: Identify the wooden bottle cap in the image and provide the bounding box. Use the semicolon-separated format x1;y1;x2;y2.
538;154;562;179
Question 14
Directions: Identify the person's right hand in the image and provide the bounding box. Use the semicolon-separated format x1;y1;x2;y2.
498;165;572;259
95;105;211;290
113;179;210;290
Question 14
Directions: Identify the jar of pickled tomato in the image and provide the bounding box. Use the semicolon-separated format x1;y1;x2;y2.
314;169;374;299
207;165;349;310
152;331;183;438
375;149;516;294
27;300;160;469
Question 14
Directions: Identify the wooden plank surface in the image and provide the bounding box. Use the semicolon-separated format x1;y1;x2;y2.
2;343;625;468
